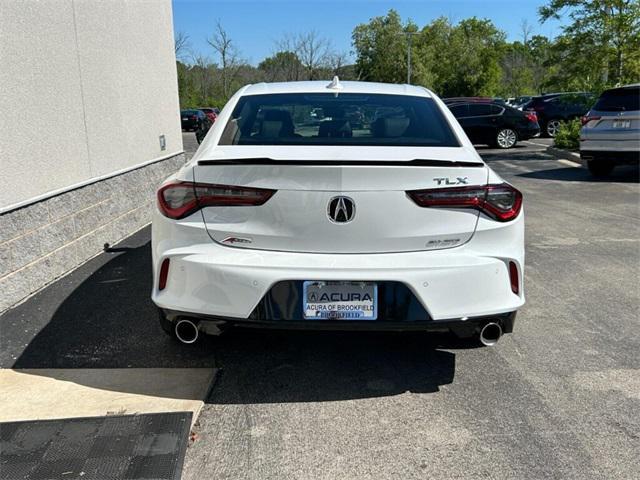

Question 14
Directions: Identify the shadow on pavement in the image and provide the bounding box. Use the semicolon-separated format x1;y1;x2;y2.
3;227;461;404
518;164;639;183
474;143;531;151
206;329;457;404
3;228;217;370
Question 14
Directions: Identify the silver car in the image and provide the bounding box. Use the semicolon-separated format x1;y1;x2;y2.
580;84;640;176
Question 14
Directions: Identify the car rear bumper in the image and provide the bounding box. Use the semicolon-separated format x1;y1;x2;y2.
580;149;640;165
151;209;525;324
160;307;517;336
517;126;540;140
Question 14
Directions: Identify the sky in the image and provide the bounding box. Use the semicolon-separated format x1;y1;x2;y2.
172;0;566;65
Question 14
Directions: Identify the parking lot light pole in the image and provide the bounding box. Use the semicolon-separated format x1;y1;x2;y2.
399;32;419;84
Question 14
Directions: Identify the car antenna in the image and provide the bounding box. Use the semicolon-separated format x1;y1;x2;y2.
326;76;343;96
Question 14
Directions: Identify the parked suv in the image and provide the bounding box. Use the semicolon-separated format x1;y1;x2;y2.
523;92;596;137
447;101;540;149
153;80;524;347
580;84;640;177
180;109;212;143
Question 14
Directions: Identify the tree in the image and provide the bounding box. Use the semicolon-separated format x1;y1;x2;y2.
174;31;191;62
206;20;244;99
528;35;554;93
326;51;351;76
352;10;417;83
259;51;303;81
539;0;640;86
295;31;331;80
189;53;215;105
500;41;534;96
419;17;506;97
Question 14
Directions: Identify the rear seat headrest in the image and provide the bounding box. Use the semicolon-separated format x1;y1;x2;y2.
260;109;295;137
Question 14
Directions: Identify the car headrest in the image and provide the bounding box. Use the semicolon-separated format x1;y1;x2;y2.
260;110;295;137
371;117;410;138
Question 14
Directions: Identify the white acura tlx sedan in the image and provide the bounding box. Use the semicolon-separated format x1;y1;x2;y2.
152;79;524;346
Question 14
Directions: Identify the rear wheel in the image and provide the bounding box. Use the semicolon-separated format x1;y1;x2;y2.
496;128;518;149
545;119;561;137
587;160;614;177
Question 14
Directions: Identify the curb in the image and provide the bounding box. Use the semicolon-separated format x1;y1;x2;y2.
546;145;584;165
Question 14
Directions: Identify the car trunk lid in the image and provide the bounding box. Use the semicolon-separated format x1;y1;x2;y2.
193;146;488;253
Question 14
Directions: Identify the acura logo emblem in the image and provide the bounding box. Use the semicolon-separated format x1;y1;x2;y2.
328;196;355;223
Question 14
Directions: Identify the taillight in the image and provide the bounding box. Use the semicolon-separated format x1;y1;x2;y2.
525;111;538;123
581;115;601;126
159;258;170;290
157;181;276;219
508;261;519;294
407;183;523;222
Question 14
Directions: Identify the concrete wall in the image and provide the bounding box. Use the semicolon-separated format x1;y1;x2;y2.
0;0;185;311
0;0;183;209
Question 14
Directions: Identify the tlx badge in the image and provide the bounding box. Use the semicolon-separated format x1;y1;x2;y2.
433;177;469;186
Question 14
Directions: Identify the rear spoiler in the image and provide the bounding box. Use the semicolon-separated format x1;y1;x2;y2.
197;158;484;167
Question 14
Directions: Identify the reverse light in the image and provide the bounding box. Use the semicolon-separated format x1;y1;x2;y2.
407;183;523;222
157;181;276;219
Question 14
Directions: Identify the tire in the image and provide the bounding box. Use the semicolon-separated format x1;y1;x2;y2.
496;128;518;149
545;119;561;137
587;160;614;177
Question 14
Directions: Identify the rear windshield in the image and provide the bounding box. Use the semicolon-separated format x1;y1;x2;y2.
593;87;640;112
219;93;460;147
182;110;199;115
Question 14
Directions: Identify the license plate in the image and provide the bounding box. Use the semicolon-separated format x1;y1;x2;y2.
303;281;377;320
182;117;188;121
613;120;631;128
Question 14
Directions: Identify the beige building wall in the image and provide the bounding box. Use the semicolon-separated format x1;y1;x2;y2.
0;0;183;210
0;0;185;311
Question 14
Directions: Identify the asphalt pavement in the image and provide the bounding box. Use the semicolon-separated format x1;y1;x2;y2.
181;135;640;479
2;133;639;479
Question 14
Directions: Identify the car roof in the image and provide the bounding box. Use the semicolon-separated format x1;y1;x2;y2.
239;80;433;98
538;91;591;98
605;83;639;91
443;96;493;102
447;100;504;106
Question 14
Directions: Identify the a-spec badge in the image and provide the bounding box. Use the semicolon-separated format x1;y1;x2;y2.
221;236;252;245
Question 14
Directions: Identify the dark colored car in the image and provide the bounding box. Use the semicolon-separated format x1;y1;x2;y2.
444;96;493;104
180;109;212;143
523;92;596;137
444;97;508;106
199;107;218;123
447;102;540;149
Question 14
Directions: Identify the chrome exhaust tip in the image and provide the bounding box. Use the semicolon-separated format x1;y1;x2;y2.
479;322;502;347
175;319;199;344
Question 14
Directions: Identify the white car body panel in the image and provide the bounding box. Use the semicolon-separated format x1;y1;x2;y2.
151;209;524;321
152;81;525;330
